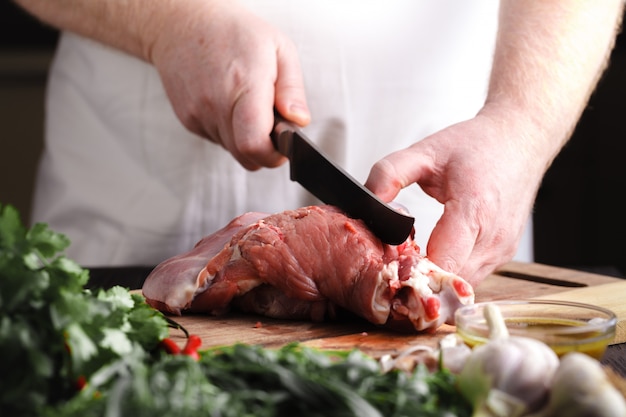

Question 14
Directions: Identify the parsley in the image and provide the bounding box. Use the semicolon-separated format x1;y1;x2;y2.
49;344;471;417
0;204;169;416
0;203;472;416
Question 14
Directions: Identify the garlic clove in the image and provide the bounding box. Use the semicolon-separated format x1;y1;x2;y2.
458;303;560;415
528;351;626;417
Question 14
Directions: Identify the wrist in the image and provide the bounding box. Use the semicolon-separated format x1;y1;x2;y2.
477;101;564;174
144;0;235;65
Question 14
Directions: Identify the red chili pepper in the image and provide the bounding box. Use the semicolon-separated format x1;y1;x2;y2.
159;338;181;355
75;375;87;391
183;335;202;352
181;335;202;360
184;350;201;361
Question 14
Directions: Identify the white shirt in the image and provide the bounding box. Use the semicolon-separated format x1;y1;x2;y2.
31;0;533;267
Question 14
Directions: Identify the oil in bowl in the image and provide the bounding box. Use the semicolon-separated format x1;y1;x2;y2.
454;300;617;359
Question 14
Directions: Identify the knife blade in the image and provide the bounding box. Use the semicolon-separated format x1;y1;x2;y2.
271;115;414;245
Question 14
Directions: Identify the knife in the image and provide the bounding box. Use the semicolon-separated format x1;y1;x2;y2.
271;114;415;245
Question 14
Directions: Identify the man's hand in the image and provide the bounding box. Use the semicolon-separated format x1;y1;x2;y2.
366;0;624;286
14;0;311;170
366;110;542;286
148;1;310;170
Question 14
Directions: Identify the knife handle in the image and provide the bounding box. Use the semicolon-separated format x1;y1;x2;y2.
271;112;295;158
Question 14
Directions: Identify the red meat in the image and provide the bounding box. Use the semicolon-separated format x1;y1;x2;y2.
142;205;474;332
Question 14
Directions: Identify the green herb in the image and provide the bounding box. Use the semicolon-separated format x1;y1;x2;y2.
48;344;471;417
0;203;472;417
0;204;169;416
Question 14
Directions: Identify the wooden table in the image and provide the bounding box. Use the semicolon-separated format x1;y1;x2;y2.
160;262;626;378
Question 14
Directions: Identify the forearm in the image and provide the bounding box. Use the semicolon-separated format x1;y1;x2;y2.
484;0;624;166
12;0;210;62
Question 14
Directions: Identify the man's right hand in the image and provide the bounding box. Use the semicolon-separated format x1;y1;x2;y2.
148;1;311;170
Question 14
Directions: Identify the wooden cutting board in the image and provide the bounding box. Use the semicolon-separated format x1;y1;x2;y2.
163;261;626;356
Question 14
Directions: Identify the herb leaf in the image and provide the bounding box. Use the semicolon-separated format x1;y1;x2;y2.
0;203;472;417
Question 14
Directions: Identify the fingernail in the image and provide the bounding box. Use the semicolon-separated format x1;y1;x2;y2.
288;103;311;125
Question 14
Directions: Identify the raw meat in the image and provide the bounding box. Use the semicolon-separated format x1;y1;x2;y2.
142;205;474;332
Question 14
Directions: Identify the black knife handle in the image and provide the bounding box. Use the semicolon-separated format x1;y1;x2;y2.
271;112;295;157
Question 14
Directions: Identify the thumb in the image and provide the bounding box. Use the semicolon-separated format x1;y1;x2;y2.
274;43;310;126
425;203;475;278
365;145;430;203
364;158;404;203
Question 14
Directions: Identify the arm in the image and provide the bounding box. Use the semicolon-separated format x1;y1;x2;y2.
14;0;165;60
485;0;624;169
13;0;311;169
366;0;624;285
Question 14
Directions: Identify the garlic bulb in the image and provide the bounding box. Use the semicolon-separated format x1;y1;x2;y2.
527;351;626;417
457;304;560;417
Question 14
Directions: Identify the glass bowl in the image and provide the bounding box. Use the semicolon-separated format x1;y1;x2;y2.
454;299;617;359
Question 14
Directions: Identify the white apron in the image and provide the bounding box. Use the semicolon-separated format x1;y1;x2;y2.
31;0;533;267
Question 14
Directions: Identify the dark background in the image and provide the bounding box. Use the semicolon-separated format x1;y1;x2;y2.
534;21;626;278
1;3;625;277
0;3;59;48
